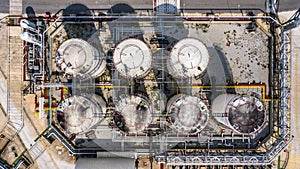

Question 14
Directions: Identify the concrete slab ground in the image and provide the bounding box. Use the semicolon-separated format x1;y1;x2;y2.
0;21;8;114
10;0;22;15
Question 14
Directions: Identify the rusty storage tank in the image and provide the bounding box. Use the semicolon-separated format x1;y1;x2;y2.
212;94;266;134
166;94;209;135
113;95;153;134
55;94;106;135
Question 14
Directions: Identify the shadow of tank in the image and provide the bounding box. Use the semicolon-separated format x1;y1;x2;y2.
107;3;135;15
62;3;91;16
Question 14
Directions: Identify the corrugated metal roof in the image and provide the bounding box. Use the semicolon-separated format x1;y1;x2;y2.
75;158;135;169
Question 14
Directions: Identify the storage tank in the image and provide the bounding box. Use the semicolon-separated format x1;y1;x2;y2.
113;95;153;134
113;38;152;78
166;94;209;135
212;94;266;134
167;38;209;78
55;94;106;135
56;38;106;78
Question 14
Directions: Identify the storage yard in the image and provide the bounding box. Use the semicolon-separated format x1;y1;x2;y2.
0;1;299;169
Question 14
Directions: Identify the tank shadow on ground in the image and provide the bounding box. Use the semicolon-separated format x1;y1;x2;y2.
107;3;135;15
62;3;91;16
25;6;36;18
205;46;235;102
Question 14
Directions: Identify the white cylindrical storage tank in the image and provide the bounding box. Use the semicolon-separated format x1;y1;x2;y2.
113;38;152;78
166;94;209;135
55;94;106;135
113;95;153;134
212;94;266;134
167;38;209;78
56;38;106;78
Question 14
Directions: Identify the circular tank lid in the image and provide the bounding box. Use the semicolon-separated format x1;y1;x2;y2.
113;38;152;78
227;96;265;134
56;38;100;76
55;95;104;134
167;95;209;135
168;38;209;78
113;95;152;134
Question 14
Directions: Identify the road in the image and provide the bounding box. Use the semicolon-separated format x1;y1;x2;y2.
19;0;300;15
21;0;153;14
0;0;9;13
182;0;300;11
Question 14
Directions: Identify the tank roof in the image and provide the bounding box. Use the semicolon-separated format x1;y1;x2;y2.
113;38;152;78
113;95;153;134
167;95;209;135
168;38;209;78
56;38;103;77
227;96;266;134
55;95;105;134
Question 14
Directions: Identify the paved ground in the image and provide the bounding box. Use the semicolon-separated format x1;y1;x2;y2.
279;10;300;169
20;0;300;15
0;0;9;13
182;0;300;11
22;0;153;14
0;21;8;114
10;0;22;15
288;17;300;169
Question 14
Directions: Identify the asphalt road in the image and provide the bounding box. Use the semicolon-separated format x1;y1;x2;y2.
22;0;153;14
19;0;300;15
0;0;9;13
182;0;300;11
